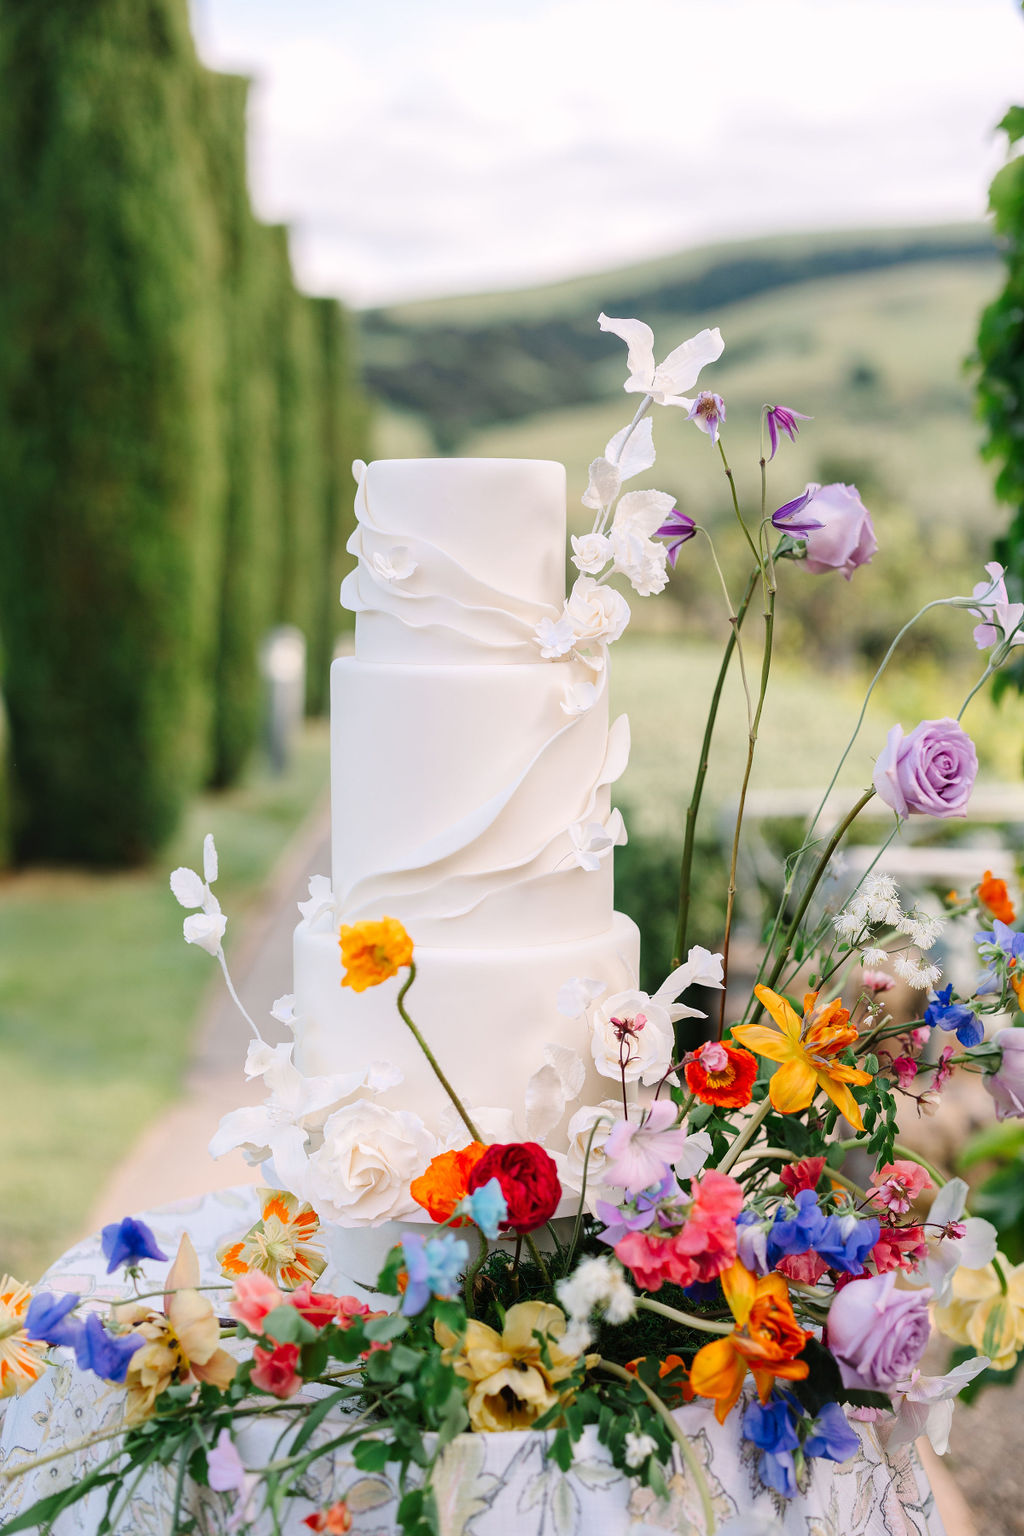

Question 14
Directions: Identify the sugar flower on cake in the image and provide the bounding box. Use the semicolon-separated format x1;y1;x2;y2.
563;575;631;648
170;833;226;955
598;313;724;409
369;546;417;584
567;809;627;871
573;947;724;1086
552;1099;624;1212
297;875;337;928
571;531;612;574
561;678;599;716
608;489;675;595
581;416;656;512
305;1100;438;1226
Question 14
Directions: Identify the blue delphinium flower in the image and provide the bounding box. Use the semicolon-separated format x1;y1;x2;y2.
24;1291;82;1348
400;1233;469;1316
73;1313;145;1383
100;1217;168;1275
924;984;984;1048
804;1401;861;1463
456;1177;508;1241
765;1190;827;1267
742;1395;800;1497
813;1213;880;1275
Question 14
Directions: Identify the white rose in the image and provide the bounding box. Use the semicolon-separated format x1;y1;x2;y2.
564;576;631;647
307;1100;436;1226
571;532;612;575
559;1099;623;1211
590;989;674;1086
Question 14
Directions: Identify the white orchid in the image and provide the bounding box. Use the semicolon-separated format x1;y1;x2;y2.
598;314;724;409
170;834;226;955
557;977;607;1019
297;875;335;927
887;1356;990;1454
524;1044;587;1140
581;417;657;511
567;809;627;871
270;994;298;1027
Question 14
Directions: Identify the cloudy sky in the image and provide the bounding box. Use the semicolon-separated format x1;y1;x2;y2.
191;0;1024;307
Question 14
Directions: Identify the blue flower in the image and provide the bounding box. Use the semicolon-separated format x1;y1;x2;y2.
399;1233;469;1316
924;985;984;1048
456;1178;508;1241
24;1291;82;1348
804;1401;861;1463
766;1190;826;1267
742;1396;800;1498
735;1212;770;1275
813;1213;880;1275
72;1313;144;1384
100;1217;168;1274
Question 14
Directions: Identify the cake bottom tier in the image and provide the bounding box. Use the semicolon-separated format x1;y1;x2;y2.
292;911;641;1146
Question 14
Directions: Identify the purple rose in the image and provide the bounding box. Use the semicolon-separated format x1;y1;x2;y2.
873;717;977;820
799;483;878;579
984;1028;1024;1120
825;1272;931;1390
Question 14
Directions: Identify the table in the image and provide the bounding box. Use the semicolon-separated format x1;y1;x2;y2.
0;1187;946;1535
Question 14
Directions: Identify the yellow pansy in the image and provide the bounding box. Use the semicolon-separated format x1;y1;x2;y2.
732;987;873;1131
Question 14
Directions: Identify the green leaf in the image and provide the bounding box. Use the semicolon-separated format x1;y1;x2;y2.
549;1426;575;1471
259;1305;317;1345
2;1470;124;1533
288;1385;354;1456
354;1437;393;1472
365;1312;411;1343
999;105;1024;145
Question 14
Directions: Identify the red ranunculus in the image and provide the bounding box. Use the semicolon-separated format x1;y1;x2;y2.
466;1142;561;1233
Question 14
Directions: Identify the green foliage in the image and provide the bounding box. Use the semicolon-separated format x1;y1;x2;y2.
977;107;1024;700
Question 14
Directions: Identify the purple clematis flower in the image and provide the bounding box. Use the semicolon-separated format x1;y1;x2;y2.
765;404;811;460
101;1217;168;1274
771;488;824;535
654;508;697;567
596;1171;677;1247
686;391;726;446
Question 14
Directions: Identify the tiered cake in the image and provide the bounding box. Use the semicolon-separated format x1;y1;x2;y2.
290;458;639;1148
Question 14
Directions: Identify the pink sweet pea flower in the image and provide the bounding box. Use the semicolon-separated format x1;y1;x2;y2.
868;1160;934;1216
207;1429;261;1531
969;561;1024;652
603;1101;709;1190
231;1272;284;1334
890;1056;919;1090
251;1341;303;1399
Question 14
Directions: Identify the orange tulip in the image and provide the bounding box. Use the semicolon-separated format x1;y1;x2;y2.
689;1260;810;1423
732;987;872;1131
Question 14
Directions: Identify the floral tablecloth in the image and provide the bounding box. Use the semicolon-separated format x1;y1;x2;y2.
0;1188;945;1536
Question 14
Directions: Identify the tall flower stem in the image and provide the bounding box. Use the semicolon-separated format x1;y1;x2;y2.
717;1094;773;1174
718;437;762;572
396;964;483;1144
596;1358;717;1534
672;567;760;972
636;1296;733;1335
718;583;777;1037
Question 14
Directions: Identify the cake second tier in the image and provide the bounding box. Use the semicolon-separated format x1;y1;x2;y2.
330;654;628;947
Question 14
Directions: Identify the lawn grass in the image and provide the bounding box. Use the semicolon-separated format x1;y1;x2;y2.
0;723;329;1280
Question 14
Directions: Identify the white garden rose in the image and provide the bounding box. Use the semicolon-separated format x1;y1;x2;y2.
307;1100;437;1225
590;989;675;1085
564;576;631;647
571;532;612;574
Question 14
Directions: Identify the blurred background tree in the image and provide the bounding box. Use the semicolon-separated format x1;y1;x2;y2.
0;0;369;865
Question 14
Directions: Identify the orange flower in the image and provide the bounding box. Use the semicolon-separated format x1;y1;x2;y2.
339;916;413;992
689;1260;810;1423
626;1352;695;1406
410;1143;488;1224
217;1188;326;1288
979;870;1015;925
0;1276;48;1398
304;1503;353;1534
684;1041;758;1108
732;987;872;1131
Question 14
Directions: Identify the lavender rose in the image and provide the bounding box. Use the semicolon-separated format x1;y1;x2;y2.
799;482;878;579
984;1029;1024;1121
873;717;977;820
826;1272;932;1390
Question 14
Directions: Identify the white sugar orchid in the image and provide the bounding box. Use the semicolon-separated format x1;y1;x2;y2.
171;834;226;956
584;946;724;1087
598;313;724;409
581;417;657;512
524;1044;588;1141
567;809;627;872
370;547;418;584
887;1356;991;1455
297;875;336;927
270;994;298;1028
557;977;607;1019
534;613;576;659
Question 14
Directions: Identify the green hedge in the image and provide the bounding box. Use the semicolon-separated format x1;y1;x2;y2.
0;2;370;861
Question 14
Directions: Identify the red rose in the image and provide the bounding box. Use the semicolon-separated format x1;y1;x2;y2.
466;1141;561;1233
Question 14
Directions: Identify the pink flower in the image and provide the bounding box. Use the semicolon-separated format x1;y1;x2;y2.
890;1056;919;1090
826;1272;932;1389
776;1250;829;1284
207;1429;260;1530
909;1026;930;1050
969;561;1024;652
932;1045;956;1092
799;482;878;579
869;1160;934;1216
984;1028;1024;1120
862;969;895;994
780;1156;826;1196
871;1225;928;1274
614;1171;742;1291
873;718;978;821
251;1341;303;1399
231;1272;284;1335
614;1231;686;1290
603;1101;705;1190
289;1283;342;1329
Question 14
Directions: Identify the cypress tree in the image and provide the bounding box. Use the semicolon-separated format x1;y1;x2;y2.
0;0;225;863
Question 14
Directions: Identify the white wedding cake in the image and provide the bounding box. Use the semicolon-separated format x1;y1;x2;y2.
292;458;640;1139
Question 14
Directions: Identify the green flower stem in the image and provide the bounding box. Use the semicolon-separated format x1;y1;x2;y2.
958;661;998;722
0;1432;129;1483
396;963;483;1144
993;1255;1010;1295
464;1228;490;1318
717;1094;774;1175
671;566;760;970
596;1357;717;1534
525;1233;553;1286
730;1146;868;1201
717;584;776;1039
636;1296;733;1335
717;437;762;572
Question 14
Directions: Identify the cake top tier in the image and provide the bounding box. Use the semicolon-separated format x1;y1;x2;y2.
341;458;567;665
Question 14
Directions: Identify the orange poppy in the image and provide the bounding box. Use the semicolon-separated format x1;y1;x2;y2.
689;1259;810;1423
684;1041;758;1108
732;987;872;1131
339;916;413;991
410;1143;488;1224
978;870;1015;925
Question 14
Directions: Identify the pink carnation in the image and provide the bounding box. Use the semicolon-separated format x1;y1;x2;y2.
231;1272;284;1334
251;1341;303;1399
868;1160;933;1216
